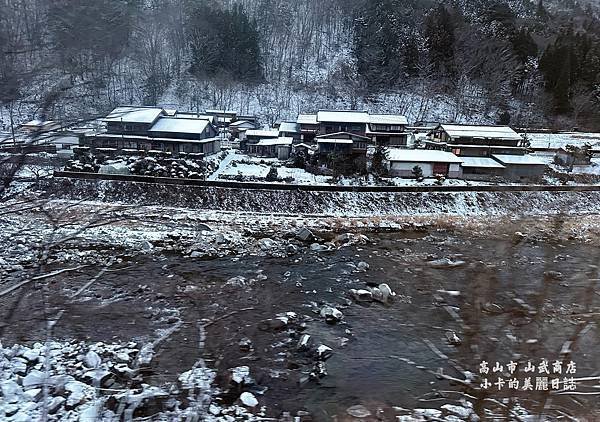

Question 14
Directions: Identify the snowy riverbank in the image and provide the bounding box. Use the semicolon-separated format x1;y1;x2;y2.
38;177;600;217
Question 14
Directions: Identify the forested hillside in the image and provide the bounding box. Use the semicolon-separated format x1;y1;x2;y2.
2;0;600;129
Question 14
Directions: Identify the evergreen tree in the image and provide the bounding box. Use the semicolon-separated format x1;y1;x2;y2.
188;2;262;82
497;110;511;125
536;0;547;19
47;0;135;78
371;145;389;176
510;28;538;63
412;165;424;181
353;0;433;88
539;28;600;113
423;4;456;77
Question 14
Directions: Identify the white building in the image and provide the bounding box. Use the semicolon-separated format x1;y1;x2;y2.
387;149;463;178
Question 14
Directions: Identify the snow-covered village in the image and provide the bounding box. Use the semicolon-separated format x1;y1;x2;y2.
4;0;600;421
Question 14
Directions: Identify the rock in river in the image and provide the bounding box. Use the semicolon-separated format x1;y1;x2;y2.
239;392;258;407
350;289;373;302
357;261;370;271
427;258;466;268
22;370;47;389
83;350;102;369
230;366;251;385
295;228;314;242
378;283;396;302
1;380;22;403
297;334;311;351
258;238;276;251
320;306;343;324
346;405;372;418
310;243;328;252
315;345;333;361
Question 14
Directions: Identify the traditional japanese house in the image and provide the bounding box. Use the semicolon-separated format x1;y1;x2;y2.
278;122;301;141
297;114;319;142
248;137;293;160
427;124;526;157
148;117;217;140
86;106;220;156
316;138;354;157
367;114;409;146
242;129;279;151
297;110;409;145
205;110;238;127
237;115;259;125
229;120;258;140
316;110;370;136
103;106;165;136
245;129;279;142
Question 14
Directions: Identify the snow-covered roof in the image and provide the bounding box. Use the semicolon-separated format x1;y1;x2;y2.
48;135;79;145
387;149;463;164
492;154;546;165
256;137;293;146
279;122;300;133
205;109;237;115
21;119;57;127
19;120;61;133
460;157;506;169
317;110;370;124
229;120;255;128
297;114;318;125
104;107;164;124
149;118;210;134
317;138;354;144
370;114;408;125
174;113;215;121
439;125;522;141
246;129;279;138
294;143;315;149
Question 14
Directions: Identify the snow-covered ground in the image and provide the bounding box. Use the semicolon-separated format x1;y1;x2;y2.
208;151;527;186
208;151;331;184
276;166;330;184
387;178;492;187
570;158;600;175
526;132;600;149
532;151;556;164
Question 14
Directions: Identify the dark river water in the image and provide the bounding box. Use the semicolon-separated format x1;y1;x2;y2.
5;228;600;420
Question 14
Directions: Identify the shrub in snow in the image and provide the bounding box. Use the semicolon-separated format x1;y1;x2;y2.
265;167;278;182
412;165;424;181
